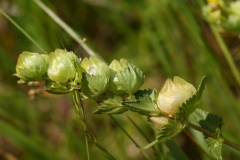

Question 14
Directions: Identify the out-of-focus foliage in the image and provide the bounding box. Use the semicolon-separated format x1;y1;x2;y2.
0;0;240;159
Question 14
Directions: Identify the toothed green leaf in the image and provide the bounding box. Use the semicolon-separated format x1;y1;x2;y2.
113;63;144;95
94;95;127;114
144;119;185;149
45;80;72;94
123;89;161;116
192;109;223;135
191;109;223;159
205;137;223;160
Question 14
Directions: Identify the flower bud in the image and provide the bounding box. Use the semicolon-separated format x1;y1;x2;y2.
14;51;49;83
148;116;169;131
80;56;110;98
157;76;196;115
108;59;144;95
47;49;80;83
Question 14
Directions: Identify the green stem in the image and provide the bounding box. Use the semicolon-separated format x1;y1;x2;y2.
0;7;48;54
79;97;90;160
73;92;115;159
210;24;240;87
73;90;90;160
126;116;160;155
185;120;240;152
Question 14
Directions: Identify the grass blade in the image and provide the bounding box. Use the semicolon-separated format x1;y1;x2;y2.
109;115;151;160
33;0;103;60
165;139;190;160
0;7;48;54
0;120;65;160
126;115;161;158
209;24;240;87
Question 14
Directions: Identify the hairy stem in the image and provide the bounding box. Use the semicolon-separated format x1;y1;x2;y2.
184;120;240;151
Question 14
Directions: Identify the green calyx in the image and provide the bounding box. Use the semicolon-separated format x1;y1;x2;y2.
14;51;49;83
80;56;111;98
47;49;81;83
108;59;145;95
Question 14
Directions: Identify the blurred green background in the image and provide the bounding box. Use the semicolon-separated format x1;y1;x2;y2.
0;0;240;159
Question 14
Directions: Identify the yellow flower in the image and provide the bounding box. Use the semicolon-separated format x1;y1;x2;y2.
157;76;196;115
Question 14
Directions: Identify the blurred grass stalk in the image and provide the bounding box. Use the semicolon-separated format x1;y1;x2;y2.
33;0;104;61
210;23;240;87
0;7;48;54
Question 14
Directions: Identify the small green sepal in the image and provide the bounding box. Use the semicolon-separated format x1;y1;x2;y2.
45;80;72;94
144;118;185;149
108;59;145;95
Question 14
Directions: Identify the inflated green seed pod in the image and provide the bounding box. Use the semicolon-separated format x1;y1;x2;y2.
14;51;49;83
47;49;80;83
80;56;111;98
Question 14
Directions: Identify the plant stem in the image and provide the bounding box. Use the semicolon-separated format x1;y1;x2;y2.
184;120;240;151
0;7;48;54
210;24;240;87
73;90;90;160
79;97;90;160
223;139;240;151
